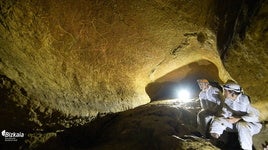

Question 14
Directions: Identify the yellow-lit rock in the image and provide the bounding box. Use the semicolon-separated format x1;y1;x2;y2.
0;0;267;149
0;0;234;118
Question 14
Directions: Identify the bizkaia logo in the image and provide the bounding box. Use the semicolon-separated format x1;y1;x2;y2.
1;130;24;141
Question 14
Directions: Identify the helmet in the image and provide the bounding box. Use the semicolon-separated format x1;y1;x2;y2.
223;83;242;93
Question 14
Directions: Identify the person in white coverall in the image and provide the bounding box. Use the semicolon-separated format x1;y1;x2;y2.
197;79;223;137
210;83;262;150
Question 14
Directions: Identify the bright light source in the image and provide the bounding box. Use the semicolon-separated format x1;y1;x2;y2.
178;89;190;99
177;89;191;102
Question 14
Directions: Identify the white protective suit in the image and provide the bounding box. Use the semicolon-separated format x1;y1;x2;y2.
197;86;222;136
210;94;262;150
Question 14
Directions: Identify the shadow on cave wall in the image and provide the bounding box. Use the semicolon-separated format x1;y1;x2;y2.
146;60;223;101
215;0;264;59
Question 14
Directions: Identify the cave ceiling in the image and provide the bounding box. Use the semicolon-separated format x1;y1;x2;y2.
0;0;267;134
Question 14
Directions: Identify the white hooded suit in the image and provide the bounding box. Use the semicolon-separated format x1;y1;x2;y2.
210;94;262;150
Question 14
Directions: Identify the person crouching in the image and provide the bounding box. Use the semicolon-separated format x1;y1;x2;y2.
196;79;223;138
210;83;262;150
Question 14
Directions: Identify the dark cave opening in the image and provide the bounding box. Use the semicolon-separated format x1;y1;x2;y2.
146;60;223;101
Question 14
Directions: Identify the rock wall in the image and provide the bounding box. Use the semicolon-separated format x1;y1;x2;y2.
0;0;266;131
0;0;230;122
1;0;268;149
224;0;268;120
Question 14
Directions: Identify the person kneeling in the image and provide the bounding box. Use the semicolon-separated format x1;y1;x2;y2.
210;83;262;150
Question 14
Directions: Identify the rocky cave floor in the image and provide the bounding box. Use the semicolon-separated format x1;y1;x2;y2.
3;100;268;150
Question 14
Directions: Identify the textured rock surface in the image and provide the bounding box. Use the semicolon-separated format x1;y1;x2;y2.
0;0;231;122
29;101;220;150
0;0;267;149
224;0;268;121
